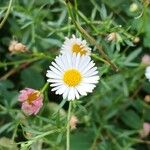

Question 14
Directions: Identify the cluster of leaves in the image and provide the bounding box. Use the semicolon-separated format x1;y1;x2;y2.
0;0;150;149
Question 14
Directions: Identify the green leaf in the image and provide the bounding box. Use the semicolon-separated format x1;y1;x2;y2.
125;48;142;63
71;129;94;150
120;110;141;129
21;67;44;89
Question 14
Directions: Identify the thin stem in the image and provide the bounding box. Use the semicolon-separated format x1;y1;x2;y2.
0;0;13;29
66;101;72;150
0;57;40;68
40;82;49;93
53;99;67;116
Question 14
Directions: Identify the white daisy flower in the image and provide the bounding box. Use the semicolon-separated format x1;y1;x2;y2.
145;66;150;82
60;34;91;56
46;53;99;100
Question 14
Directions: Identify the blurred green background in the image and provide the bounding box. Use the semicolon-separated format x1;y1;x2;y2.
0;0;150;149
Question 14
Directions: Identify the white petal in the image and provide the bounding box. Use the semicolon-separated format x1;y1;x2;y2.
74;88;80;99
82;61;95;74
47;79;62;83
68;87;76;100
79;83;96;92
76;85;87;96
84;70;98;77
49;66;61;76
78;56;91;71
51;85;63;92
52;62;63;73
46;71;61;79
55;56;66;71
82;76;99;84
55;85;68;95
50;82;63;87
63;87;70;99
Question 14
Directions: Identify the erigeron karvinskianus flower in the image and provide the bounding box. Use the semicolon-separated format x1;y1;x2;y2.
46;53;99;100
145;66;150;82
18;88;43;115
61;35;91;56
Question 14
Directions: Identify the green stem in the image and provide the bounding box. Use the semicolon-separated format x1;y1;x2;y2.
53;99;67;116
66;101;72;150
0;0;13;29
40;82;49;93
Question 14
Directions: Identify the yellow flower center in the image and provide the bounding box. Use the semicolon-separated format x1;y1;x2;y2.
27;91;40;104
63;69;82;87
72;44;87;55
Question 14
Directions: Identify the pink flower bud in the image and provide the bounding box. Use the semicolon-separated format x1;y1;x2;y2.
140;122;150;138
141;55;150;65
18;88;43;115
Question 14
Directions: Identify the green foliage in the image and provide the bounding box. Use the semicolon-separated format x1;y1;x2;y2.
0;0;150;149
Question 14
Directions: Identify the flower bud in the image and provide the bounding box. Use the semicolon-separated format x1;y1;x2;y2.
141;55;150;65
9;40;27;53
144;95;150;103
107;32;117;42
70;115;78;130
140;122;150;138
129;3;138;12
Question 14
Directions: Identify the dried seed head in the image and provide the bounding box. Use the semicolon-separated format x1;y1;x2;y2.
144;95;150;102
107;32;117;42
70;115;78;130
133;37;140;43
9;40;27;53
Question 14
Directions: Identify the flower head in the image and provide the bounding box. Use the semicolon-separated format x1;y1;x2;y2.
46;53;99;100
61;35;91;56
145;66;150;81
18;88;43;115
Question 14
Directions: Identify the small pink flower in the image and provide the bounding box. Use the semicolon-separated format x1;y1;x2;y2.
140;122;150;138
18;88;43;115
141;54;150;65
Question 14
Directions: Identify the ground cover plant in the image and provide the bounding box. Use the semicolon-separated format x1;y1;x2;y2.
0;0;150;149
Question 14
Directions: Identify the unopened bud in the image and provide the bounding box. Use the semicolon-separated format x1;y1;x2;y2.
70;115;78;130
144;95;150;102
107;32;117;42
133;37;140;43
9;40;27;53
141;55;150;65
140;122;150;138
129;3;138;12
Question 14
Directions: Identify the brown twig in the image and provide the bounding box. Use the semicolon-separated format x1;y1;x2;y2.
0;63;30;80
